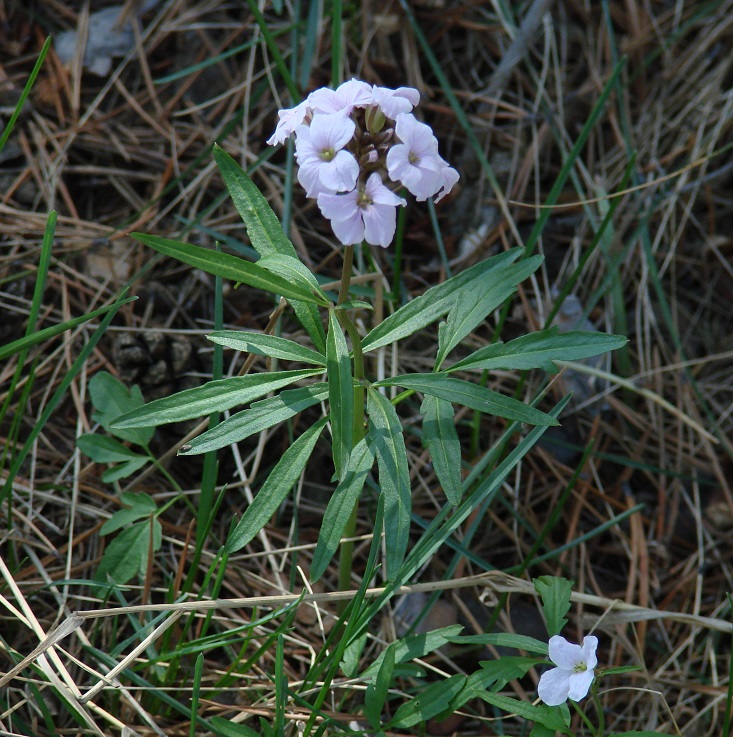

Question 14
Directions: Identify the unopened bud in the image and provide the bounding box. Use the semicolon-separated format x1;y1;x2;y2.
365;105;386;135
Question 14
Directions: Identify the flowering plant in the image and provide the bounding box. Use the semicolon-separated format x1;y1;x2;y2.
267;79;458;247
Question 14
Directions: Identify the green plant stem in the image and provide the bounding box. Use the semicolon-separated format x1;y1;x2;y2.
335;246;366;598
591;679;605;737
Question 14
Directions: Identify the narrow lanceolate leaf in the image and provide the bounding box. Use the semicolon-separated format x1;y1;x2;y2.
421;396;462;506
362;248;526;353
364;642;395;729
180;383;329;455
375;374;560;427
212;144;328;353
476;693;571;735
311;438;375;581
534;575;574;637
207;331;326;366
367;388;411;579
132;233;326;305
388;674;467;729
113;369;321;428
258;254;328;302
225;418;328;553
449;328;628;373
435;256;542;369
327;309;353;480
213;144;298;260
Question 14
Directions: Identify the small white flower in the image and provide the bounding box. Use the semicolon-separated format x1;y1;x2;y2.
371;85;420;118
386;113;448;201
294;112;359;195
266;99;310;146
317;173;406;248
538;635;598;706
308;78;373;115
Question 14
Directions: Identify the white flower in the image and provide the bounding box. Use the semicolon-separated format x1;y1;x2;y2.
266;99;310;146
538;635;598;706
435;163;460;202
371;85;420;118
308;78;373;115
386;113;449;201
294;112;359;196
317;173;406;248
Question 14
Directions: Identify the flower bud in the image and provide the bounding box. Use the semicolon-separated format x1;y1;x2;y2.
365;105;386;135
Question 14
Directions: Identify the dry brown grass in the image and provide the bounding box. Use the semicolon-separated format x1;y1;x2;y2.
2;1;733;735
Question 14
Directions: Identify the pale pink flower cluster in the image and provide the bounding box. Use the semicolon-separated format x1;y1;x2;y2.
267;79;459;248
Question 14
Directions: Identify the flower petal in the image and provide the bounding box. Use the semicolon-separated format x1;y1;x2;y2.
567;669;594;702
548;635;583;669
538;667;571;706
581;636;599;670
318;151;359;192
362;203;397;248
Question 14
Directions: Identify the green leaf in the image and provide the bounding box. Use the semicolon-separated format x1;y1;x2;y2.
364;643;395;729
77;434;147;464
609;732;681;736
101;459;149;483
225;418;327;553
341;631;368;679
113;369;321;428
529;724;556;737
180;383;329;456
375;374;560;427
96;518;162;584
212;143;327;353
367;388;411;580
258;253;328;302
435;257;542;368
388;674;466;729
335;299;373;311
207;331;326;365
100;492;157;534
476;692;571;734
421;396;462;505
448;633;548;655
362;248;525;353
327;309;353;480
449;657;536;713
534;576;574;636
88;371;153;446
0;298;136;363
210;717;261;737
311;438;375;581
132;233;326;305
449;328;628;373
362;625;463;680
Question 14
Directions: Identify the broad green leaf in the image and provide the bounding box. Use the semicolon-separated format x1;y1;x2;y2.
88;371;153;445
100;492;157;534
210;717;261;737
435;257;541;368
534;576;574;636
326;309;353;480
364;643;395;729
529;724;556;737
362;248;525;353
96;518;162;584
388;674;466;729
258;254;328;302
207;331;326;365
311;438;375;581
101;458;149;482
448;657;536;712
132;233;326;305
367;388;411;580
341;630;368;679
362;625;464;680
476;692;571;734
421;396;461;505
0;298;136;363
212;144;327;353
449;328;628;373
181;383;329;455
209;717;261;737
375;374;559;427
225;417;327;553
113;369;321;428
77;434;147;464
448;632;548;655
